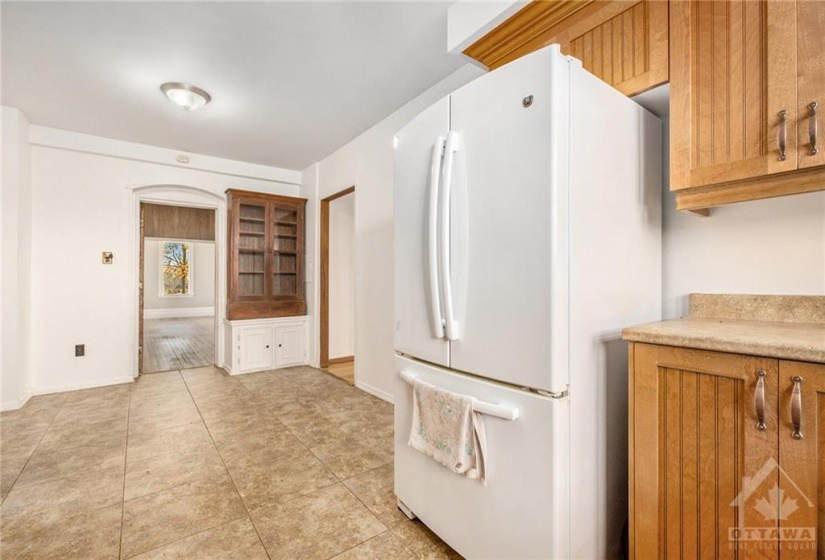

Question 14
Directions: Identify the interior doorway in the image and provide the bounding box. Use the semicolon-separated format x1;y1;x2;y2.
320;186;355;385
139;203;218;374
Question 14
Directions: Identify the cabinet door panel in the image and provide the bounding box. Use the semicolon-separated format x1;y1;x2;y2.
777;361;823;558
630;344;780;559
275;324;305;367
239;327;273;372
797;0;825;169
670;0;798;191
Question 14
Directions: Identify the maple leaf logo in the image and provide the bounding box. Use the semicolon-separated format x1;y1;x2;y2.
754;483;799;521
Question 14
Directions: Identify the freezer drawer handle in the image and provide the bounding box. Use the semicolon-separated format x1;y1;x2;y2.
399;371;519;421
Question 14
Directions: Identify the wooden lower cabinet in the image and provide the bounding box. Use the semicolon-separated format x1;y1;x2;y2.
629;343;823;558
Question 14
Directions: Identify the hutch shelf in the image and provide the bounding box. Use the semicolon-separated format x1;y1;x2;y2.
226;189;307;320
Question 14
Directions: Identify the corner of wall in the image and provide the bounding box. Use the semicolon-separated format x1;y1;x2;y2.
300;163;321;368
1;106;34;409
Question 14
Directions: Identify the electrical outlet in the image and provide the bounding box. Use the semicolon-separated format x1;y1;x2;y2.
75;344;85;357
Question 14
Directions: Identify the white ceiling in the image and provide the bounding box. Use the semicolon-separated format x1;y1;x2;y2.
1;2;467;170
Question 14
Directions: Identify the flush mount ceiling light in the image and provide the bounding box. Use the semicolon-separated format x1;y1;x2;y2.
160;82;211;111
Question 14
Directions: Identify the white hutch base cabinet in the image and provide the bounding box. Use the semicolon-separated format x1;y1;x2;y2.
223;316;309;375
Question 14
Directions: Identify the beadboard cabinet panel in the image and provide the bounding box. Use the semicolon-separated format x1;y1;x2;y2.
797;0;825;170
777;361;824;558
670;0;798;193
629;343;781;559
630;344;824;557
463;0;668;97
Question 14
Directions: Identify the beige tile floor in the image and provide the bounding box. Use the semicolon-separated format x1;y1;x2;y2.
0;365;462;559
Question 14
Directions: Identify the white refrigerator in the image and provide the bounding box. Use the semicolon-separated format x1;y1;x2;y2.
393;45;662;559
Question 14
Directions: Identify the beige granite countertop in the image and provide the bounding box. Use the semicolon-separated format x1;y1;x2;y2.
623;294;825;363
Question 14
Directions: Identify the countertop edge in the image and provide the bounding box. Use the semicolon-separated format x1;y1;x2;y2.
622;322;825;364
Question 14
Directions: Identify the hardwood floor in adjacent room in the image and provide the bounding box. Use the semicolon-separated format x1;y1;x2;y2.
323;360;355;385
143;316;214;373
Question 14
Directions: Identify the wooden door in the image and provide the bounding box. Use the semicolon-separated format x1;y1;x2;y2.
670;0;798;191
796;0;825;170
630;344;780;559
777;361;823;557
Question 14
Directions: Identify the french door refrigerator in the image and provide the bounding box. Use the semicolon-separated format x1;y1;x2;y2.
393;45;662;559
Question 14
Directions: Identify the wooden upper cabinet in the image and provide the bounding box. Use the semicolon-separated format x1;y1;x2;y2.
463;0;669;97
227;189;307;321
797;0;825;170
670;0;825;212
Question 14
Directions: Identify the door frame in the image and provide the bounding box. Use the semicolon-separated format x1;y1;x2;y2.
319;186;355;369
130;185;225;378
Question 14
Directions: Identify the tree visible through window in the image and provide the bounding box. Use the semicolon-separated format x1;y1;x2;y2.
161;241;193;296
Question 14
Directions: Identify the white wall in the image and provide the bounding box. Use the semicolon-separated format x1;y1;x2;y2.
27;125;299;396
143;240;215;315
659;119;825;318
1;107;33;410
447;1;527;54
329;194;355;359
300;64;484;402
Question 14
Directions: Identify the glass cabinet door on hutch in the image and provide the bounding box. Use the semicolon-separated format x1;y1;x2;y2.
236;201;267;299
270;202;299;298
227;189;307;320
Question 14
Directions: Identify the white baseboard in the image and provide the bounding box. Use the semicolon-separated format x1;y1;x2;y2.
144;307;214;319
32;376;134;397
1;390;32;412
355;379;394;404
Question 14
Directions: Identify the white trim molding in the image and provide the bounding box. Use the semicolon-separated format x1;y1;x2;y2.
131;185;227;379
1;391;32;412
30;125;302;185
355;379;394;404
144;307;215;320
32;376;134;398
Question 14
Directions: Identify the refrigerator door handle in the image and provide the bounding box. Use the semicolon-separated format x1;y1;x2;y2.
428;137;446;339
440;131;460;341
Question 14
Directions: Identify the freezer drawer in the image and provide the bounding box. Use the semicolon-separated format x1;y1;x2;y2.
394;355;570;559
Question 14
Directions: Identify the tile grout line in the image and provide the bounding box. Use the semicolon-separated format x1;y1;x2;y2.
180;366;273;560
1;392;72;505
335;465;423;560
236;370;406;559
118;380;135;560
119;514;250;560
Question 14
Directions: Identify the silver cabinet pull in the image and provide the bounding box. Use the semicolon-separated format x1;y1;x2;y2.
778;110;788;161
808;102;818;156
791;376;803;440
755;370;767;431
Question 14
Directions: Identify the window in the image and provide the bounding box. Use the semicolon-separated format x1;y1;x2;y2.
160;241;194;296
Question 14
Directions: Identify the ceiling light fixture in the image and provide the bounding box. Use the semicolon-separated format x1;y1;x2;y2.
160;82;211;111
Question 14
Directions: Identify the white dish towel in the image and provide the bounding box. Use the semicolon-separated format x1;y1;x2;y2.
408;377;487;484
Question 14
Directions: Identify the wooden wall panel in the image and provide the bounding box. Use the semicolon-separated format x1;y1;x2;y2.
464;0;668;97
143;203;215;241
